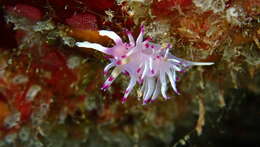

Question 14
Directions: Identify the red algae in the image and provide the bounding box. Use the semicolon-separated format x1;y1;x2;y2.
151;0;192;17
66;13;98;30
0;0;259;146
83;0;115;11
6;4;43;21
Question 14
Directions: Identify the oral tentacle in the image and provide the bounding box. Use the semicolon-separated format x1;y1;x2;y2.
76;41;112;55
98;30;122;44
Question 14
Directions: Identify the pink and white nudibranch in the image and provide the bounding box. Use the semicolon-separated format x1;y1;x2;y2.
76;26;214;104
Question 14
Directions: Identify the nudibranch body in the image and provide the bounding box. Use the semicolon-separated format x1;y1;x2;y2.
76;26;214;104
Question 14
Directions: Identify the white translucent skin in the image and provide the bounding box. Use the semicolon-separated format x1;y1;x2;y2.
76;26;214;104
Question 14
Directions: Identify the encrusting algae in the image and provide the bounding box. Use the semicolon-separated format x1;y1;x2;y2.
0;0;259;146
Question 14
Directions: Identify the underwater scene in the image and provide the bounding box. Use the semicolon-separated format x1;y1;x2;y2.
0;0;259;146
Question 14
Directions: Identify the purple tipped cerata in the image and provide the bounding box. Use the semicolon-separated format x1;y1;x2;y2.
76;26;214;105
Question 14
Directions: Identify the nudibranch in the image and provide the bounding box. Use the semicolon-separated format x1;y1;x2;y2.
76;26;214;104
